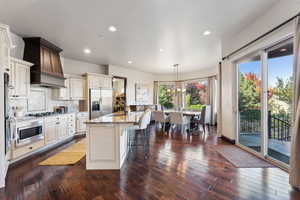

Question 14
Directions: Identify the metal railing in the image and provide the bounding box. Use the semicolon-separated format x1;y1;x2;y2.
240;110;291;141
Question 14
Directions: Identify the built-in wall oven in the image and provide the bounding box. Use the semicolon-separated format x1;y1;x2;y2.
15;120;44;148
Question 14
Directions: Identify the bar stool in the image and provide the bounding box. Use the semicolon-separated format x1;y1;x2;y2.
128;110;152;158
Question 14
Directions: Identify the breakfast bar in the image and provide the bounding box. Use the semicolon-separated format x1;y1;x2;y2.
85;112;144;170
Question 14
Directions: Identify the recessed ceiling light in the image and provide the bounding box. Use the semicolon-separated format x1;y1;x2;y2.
128;61;132;64
280;48;287;52
83;48;91;54
159;48;164;52
203;30;211;36
108;26;117;32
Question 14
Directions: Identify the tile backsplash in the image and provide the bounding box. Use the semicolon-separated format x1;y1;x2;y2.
10;87;79;115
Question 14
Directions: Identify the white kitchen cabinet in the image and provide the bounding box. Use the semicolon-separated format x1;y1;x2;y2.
45;114;74;145
58;118;69;140
67;113;76;136
120;126;129;164
53;78;70;100
85;73;112;89
9;58;33;98
88;76;101;89
76;112;88;133
45;120;58;145
103;76;112;89
70;77;85;100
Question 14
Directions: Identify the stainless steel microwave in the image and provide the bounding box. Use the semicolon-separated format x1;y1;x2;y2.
15;120;44;148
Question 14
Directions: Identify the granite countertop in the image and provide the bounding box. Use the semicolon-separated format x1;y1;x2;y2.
85;112;144;124
13;112;79;122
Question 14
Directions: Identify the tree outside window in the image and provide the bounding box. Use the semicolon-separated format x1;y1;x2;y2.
159;85;174;109
184;80;208;110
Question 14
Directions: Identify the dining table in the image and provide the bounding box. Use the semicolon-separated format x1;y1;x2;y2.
163;110;202;132
163;110;201;116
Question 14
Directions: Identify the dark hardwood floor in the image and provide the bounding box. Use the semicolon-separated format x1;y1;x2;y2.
1;125;300;200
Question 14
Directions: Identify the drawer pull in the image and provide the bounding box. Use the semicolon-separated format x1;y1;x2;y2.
29;146;33;150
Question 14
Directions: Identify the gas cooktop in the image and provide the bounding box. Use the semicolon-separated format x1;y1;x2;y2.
27;112;58;117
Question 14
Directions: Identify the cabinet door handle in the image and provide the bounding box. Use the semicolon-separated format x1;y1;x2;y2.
29;146;33;150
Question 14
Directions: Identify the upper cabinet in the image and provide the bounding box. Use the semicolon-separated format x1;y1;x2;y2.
70;77;85;100
53;74;85;100
85;73;112;89
9;58;33;98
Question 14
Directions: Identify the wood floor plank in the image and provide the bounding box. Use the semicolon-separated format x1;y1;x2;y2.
0;125;299;200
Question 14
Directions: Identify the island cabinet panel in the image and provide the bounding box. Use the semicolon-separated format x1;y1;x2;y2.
119;125;130;167
85;112;143;170
87;125;120;169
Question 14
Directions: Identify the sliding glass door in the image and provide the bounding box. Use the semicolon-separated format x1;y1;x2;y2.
237;54;262;153
266;39;294;164
236;38;294;167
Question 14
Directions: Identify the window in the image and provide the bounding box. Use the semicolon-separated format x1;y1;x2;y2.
183;79;209;110
158;83;176;109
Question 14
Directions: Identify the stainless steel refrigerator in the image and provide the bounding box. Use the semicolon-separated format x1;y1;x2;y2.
89;88;113;120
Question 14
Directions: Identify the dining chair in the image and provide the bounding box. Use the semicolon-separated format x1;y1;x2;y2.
128;110;152;158
192;106;207;132
169;112;190;134
152;111;168;131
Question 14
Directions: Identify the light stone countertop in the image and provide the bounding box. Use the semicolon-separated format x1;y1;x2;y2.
85;111;144;124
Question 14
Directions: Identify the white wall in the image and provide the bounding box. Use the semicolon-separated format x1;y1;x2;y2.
62;57;107;76
220;1;298;140
222;0;300;57
108;65;156;105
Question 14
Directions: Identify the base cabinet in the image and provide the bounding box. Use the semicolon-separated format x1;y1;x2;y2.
58;119;68;140
11;113;79;161
76;112;88;134
45;114;76;145
45;120;58;145
12;140;45;160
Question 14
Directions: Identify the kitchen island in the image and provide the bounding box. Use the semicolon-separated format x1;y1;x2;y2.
85;112;144;170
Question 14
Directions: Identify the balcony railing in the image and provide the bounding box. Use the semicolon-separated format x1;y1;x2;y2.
240;110;291;141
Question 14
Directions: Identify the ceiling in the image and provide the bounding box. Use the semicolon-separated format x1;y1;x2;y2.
0;0;279;74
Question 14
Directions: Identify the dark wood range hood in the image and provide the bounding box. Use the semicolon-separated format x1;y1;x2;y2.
23;37;65;88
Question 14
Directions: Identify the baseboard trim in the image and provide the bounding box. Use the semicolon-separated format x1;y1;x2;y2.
221;135;236;144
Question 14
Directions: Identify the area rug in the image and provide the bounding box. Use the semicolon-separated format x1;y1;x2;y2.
39;139;86;166
215;145;275;168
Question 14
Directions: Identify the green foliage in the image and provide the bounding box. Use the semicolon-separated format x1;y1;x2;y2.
239;72;293;120
159;85;174;109
239;73;261;112
273;77;293;104
185;93;204;110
